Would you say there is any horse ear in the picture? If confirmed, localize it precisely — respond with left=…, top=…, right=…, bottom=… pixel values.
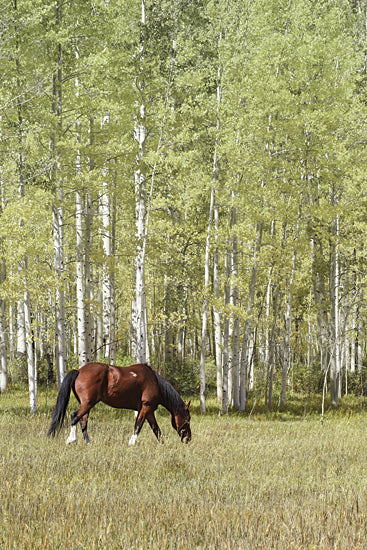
left=185, top=401, right=191, bottom=410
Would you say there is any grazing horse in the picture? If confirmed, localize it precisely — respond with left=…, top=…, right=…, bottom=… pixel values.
left=47, top=362, right=191, bottom=445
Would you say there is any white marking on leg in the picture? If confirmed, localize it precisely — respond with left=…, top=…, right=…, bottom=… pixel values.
left=66, top=425, right=77, bottom=444
left=129, top=371, right=137, bottom=377
left=134, top=410, right=138, bottom=418
left=129, top=433, right=138, bottom=446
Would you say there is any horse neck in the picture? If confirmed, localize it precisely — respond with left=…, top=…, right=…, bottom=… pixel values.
left=156, top=374, right=184, bottom=417
left=160, top=390, right=178, bottom=416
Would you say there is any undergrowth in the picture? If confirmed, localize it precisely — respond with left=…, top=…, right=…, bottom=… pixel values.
left=1, top=389, right=367, bottom=549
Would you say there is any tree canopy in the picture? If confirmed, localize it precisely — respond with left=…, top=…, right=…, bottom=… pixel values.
left=1, top=0, right=367, bottom=411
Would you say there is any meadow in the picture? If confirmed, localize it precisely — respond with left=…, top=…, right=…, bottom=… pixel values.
left=1, top=389, right=367, bottom=549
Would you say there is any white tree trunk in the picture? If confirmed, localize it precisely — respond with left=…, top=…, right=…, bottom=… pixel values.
left=101, top=178, right=112, bottom=361
left=329, top=215, right=340, bottom=405
left=213, top=204, right=222, bottom=403
left=213, top=30, right=223, bottom=405
left=280, top=219, right=300, bottom=409
left=0, top=262, right=7, bottom=392
left=200, top=187, right=215, bottom=413
left=232, top=205, right=240, bottom=409
left=222, top=236, right=232, bottom=412
left=134, top=177, right=148, bottom=364
left=24, top=290, right=36, bottom=412
left=133, top=0, right=149, bottom=364
left=84, top=190, right=94, bottom=362
left=96, top=276, right=104, bottom=360
left=0, top=128, right=7, bottom=391
left=76, top=189, right=87, bottom=367
left=17, top=300, right=26, bottom=357
left=53, top=200, right=66, bottom=383
left=52, top=6, right=66, bottom=384
left=264, top=221, right=275, bottom=366
left=357, top=283, right=363, bottom=373
left=239, top=221, right=263, bottom=411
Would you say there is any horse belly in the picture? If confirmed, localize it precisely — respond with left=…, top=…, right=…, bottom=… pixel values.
left=102, top=389, right=141, bottom=411
left=103, top=368, right=143, bottom=410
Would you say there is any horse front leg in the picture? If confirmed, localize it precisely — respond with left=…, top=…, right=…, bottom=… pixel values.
left=128, top=406, right=149, bottom=445
left=147, top=411, right=163, bottom=444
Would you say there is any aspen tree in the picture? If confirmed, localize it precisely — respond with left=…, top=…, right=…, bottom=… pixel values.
left=0, top=260, right=6, bottom=393
left=280, top=216, right=300, bottom=409
left=52, top=1, right=66, bottom=383
left=200, top=187, right=214, bottom=413
left=133, top=0, right=149, bottom=364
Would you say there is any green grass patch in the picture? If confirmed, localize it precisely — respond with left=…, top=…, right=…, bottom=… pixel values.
left=1, top=390, right=367, bottom=548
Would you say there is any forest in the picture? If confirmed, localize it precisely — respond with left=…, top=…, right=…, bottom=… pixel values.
left=1, top=0, right=367, bottom=414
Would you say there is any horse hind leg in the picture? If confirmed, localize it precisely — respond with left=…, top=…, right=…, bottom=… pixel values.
left=66, top=404, right=93, bottom=445
left=66, top=412, right=78, bottom=444
left=80, top=413, right=90, bottom=444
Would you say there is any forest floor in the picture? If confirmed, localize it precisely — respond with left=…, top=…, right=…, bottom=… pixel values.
left=1, top=389, right=367, bottom=549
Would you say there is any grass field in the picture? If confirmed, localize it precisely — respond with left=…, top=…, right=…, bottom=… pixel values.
left=1, top=390, right=367, bottom=549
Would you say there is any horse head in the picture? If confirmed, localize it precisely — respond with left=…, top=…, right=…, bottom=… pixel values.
left=172, top=401, right=191, bottom=443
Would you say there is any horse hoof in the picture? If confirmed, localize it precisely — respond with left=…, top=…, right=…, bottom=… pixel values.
left=128, top=434, right=138, bottom=446
left=66, top=438, right=77, bottom=445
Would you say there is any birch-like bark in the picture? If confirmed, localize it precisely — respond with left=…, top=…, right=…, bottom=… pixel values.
left=350, top=254, right=357, bottom=373
left=76, top=188, right=87, bottom=367
left=231, top=204, right=240, bottom=409
left=280, top=218, right=300, bottom=409
left=311, top=234, right=330, bottom=378
left=133, top=0, right=173, bottom=364
left=267, top=283, right=279, bottom=411
left=96, top=277, right=103, bottom=360
left=213, top=30, right=222, bottom=405
left=53, top=196, right=66, bottom=383
left=357, top=283, right=364, bottom=373
left=239, top=221, right=263, bottom=411
left=16, top=301, right=26, bottom=358
left=52, top=2, right=66, bottom=383
left=213, top=204, right=222, bottom=403
left=264, top=221, right=275, bottom=370
left=0, top=260, right=7, bottom=393
left=222, top=237, right=231, bottom=412
left=200, top=187, right=215, bottom=413
left=75, top=49, right=86, bottom=367
left=101, top=178, right=112, bottom=360
left=75, top=44, right=89, bottom=368
left=14, top=6, right=29, bottom=380
left=24, top=288, right=36, bottom=412
left=133, top=0, right=148, bottom=364
left=329, top=214, right=340, bottom=405
left=0, top=130, right=7, bottom=391
left=84, top=190, right=94, bottom=362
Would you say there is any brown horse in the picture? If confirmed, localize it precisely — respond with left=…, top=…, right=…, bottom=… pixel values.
left=47, top=362, right=191, bottom=445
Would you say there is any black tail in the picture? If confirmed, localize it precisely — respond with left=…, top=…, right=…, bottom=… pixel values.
left=47, top=370, right=79, bottom=437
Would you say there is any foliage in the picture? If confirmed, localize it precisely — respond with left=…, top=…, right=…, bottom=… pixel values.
left=0, top=0, right=367, bottom=406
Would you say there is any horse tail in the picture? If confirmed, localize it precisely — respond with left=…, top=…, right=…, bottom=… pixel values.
left=47, top=370, right=80, bottom=437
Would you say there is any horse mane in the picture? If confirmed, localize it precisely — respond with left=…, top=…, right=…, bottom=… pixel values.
left=152, top=369, right=186, bottom=415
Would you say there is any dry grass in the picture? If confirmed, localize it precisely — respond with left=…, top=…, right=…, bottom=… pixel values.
left=1, top=390, right=367, bottom=549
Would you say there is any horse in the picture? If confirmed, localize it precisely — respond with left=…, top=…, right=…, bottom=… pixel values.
left=47, top=362, right=191, bottom=445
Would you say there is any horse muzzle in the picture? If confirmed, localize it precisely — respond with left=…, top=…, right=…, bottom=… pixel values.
left=180, top=431, right=191, bottom=444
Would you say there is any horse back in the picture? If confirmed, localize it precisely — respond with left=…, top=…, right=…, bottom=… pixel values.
left=106, top=363, right=160, bottom=409
left=75, top=362, right=160, bottom=411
